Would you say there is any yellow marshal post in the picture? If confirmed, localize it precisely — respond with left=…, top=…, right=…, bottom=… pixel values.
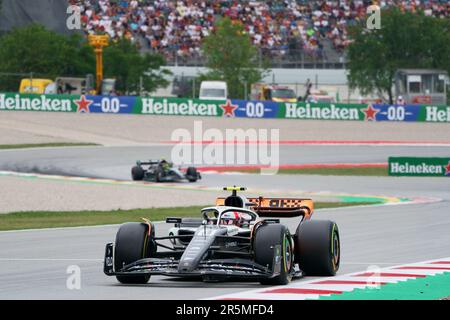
left=88, top=34, right=109, bottom=94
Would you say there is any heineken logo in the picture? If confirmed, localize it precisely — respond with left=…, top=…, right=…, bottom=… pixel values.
left=0, top=94, right=73, bottom=112
left=390, top=162, right=443, bottom=174
left=389, top=157, right=450, bottom=177
left=362, top=104, right=379, bottom=121
left=74, top=95, right=93, bottom=113
left=425, top=106, right=450, bottom=122
left=285, top=103, right=359, bottom=120
left=219, top=100, right=238, bottom=117
left=141, top=98, right=218, bottom=116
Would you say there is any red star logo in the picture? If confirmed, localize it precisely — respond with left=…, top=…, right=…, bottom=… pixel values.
left=219, top=100, right=238, bottom=117
left=445, top=161, right=450, bottom=176
left=362, top=104, right=379, bottom=121
left=75, top=95, right=93, bottom=113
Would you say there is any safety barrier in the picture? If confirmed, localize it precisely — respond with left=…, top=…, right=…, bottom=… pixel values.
left=0, top=93, right=449, bottom=123
left=389, top=157, right=450, bottom=177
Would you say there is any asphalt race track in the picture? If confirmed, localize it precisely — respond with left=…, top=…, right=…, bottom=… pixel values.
left=1, top=188, right=449, bottom=299
left=0, top=144, right=449, bottom=299
left=1, top=144, right=450, bottom=180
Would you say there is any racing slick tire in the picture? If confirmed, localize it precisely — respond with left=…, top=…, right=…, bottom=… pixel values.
left=131, top=166, right=144, bottom=181
left=295, top=220, right=340, bottom=276
left=254, top=224, right=293, bottom=285
left=186, top=167, right=199, bottom=182
left=114, top=222, right=156, bottom=284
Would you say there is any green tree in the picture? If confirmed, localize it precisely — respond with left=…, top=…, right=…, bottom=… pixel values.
left=0, top=24, right=93, bottom=91
left=103, top=39, right=171, bottom=94
left=0, top=24, right=171, bottom=94
left=347, top=8, right=450, bottom=103
left=202, top=17, right=269, bottom=99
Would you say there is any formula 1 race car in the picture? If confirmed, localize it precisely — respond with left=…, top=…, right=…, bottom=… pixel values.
left=131, top=159, right=201, bottom=183
left=104, top=187, right=340, bottom=285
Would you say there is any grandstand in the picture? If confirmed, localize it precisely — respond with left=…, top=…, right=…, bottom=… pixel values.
left=0, top=0, right=448, bottom=68
left=75, top=0, right=449, bottom=69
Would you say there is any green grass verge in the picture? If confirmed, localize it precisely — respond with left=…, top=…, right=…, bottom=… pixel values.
left=238, top=167, right=388, bottom=176
left=0, top=142, right=99, bottom=150
left=0, top=202, right=377, bottom=231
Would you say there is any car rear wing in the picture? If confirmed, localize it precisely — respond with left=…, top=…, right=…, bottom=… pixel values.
left=215, top=197, right=314, bottom=220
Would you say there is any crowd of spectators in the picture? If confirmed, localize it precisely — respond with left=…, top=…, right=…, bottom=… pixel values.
left=73, top=0, right=450, bottom=64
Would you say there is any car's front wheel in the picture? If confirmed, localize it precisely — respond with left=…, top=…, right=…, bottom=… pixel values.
left=114, top=222, right=156, bottom=284
left=254, top=224, right=293, bottom=285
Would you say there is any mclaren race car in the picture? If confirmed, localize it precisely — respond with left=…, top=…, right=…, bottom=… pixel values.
left=104, top=187, right=340, bottom=285
left=131, top=159, right=201, bottom=182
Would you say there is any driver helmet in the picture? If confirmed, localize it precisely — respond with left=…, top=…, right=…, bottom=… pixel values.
left=220, top=211, right=251, bottom=227
left=160, top=159, right=171, bottom=169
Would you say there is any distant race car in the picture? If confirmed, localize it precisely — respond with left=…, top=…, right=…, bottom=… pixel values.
left=104, top=187, right=340, bottom=285
left=131, top=159, right=201, bottom=183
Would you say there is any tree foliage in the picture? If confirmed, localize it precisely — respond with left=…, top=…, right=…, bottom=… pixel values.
left=0, top=24, right=93, bottom=91
left=201, top=17, right=269, bottom=99
left=103, top=39, right=170, bottom=94
left=347, top=8, right=450, bottom=103
left=0, top=24, right=170, bottom=94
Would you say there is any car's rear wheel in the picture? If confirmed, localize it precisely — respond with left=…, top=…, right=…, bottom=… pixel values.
left=254, top=224, right=293, bottom=285
left=295, top=220, right=340, bottom=276
left=131, top=166, right=144, bottom=181
left=186, top=167, right=198, bottom=182
left=114, top=222, right=156, bottom=284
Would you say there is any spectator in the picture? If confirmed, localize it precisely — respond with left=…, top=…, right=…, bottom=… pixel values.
left=396, top=95, right=406, bottom=105
left=73, top=0, right=449, bottom=64
left=304, top=78, right=312, bottom=101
